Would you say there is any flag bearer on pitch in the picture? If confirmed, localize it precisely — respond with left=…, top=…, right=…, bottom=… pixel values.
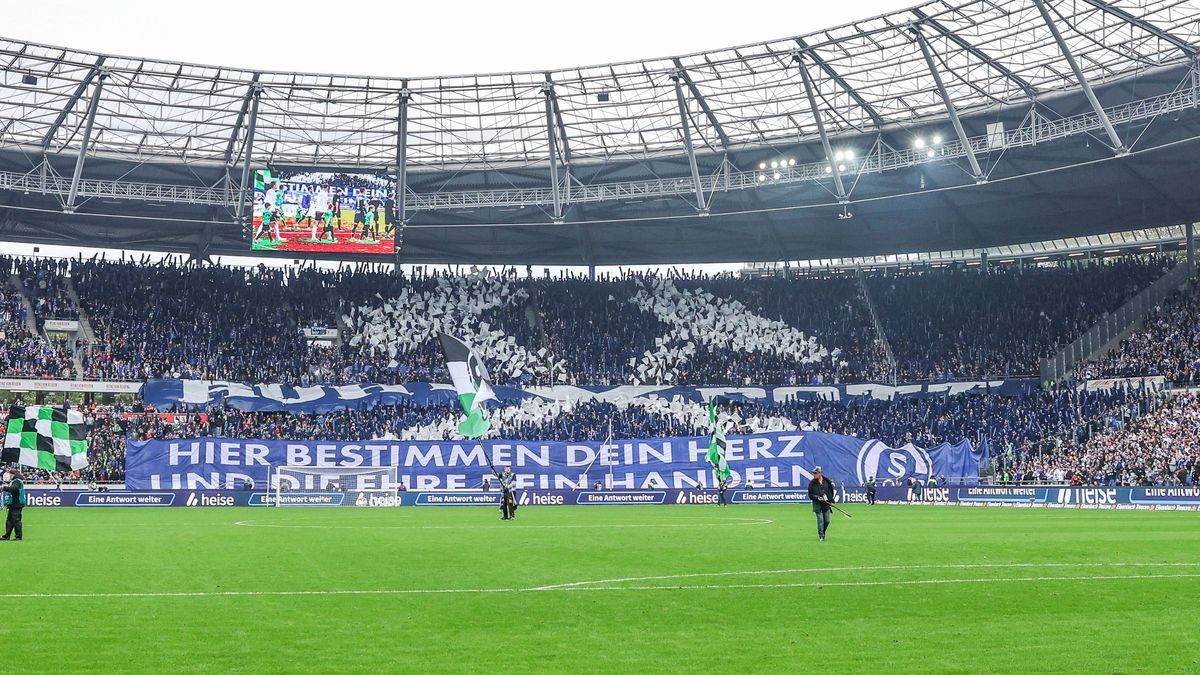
left=807, top=466, right=836, bottom=541
left=1, top=470, right=25, bottom=541
left=498, top=465, right=518, bottom=521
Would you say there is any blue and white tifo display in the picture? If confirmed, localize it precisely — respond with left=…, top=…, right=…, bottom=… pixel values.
left=124, top=432, right=987, bottom=491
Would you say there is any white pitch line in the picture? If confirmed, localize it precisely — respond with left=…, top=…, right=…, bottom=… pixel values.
left=527, top=561, right=1200, bottom=591
left=6, top=564, right=1199, bottom=600
left=554, top=573, right=1200, bottom=592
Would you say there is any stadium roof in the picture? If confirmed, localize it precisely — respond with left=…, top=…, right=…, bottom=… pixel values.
left=1, top=0, right=1199, bottom=264
left=1, top=0, right=1197, bottom=167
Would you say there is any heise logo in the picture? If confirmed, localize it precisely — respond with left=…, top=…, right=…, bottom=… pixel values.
left=675, top=490, right=720, bottom=505
left=360, top=494, right=404, bottom=507
left=910, top=487, right=950, bottom=503
left=25, top=493, right=62, bottom=507
left=1056, top=488, right=1119, bottom=505
left=519, top=491, right=564, bottom=506
left=185, top=492, right=235, bottom=507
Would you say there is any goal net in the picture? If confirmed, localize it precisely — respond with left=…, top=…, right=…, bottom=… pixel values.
left=269, top=466, right=399, bottom=506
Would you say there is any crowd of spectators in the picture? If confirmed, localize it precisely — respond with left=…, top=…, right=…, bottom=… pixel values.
left=0, top=259, right=75, bottom=379
left=63, top=256, right=1175, bottom=386
left=1077, top=282, right=1200, bottom=385
left=0, top=253, right=1190, bottom=488
left=0, top=254, right=1179, bottom=389
left=532, top=272, right=892, bottom=385
left=17, top=383, right=1162, bottom=484
left=866, top=258, right=1170, bottom=381
left=997, top=391, right=1200, bottom=486
left=17, top=257, right=78, bottom=322
left=74, top=261, right=339, bottom=382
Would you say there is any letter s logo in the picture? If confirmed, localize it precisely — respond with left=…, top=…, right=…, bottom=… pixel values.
left=857, top=440, right=933, bottom=485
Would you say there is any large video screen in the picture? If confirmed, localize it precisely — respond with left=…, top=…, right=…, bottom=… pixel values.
left=251, top=169, right=396, bottom=255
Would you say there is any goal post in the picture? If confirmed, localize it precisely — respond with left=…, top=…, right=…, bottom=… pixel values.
left=269, top=465, right=399, bottom=506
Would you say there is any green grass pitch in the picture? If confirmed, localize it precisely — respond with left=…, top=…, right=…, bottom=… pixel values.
left=5, top=504, right=1200, bottom=673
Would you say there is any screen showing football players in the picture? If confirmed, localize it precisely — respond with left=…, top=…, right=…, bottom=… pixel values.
left=251, top=169, right=396, bottom=255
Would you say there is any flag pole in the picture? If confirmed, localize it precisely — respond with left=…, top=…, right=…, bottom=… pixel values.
left=581, top=417, right=611, bottom=487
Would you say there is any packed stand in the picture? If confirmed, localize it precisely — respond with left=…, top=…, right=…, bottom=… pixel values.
left=17, top=384, right=1163, bottom=484
left=71, top=259, right=890, bottom=386
left=532, top=272, right=891, bottom=385
left=17, top=257, right=79, bottom=322
left=996, top=391, right=1200, bottom=486
left=1077, top=281, right=1200, bottom=385
left=866, top=258, right=1170, bottom=381
left=74, top=261, right=340, bottom=382
left=3, top=253, right=1166, bottom=388
left=0, top=261, right=75, bottom=379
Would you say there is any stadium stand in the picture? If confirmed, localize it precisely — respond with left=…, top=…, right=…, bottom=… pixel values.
left=17, top=384, right=1159, bottom=485
left=996, top=392, right=1200, bottom=486
left=0, top=258, right=76, bottom=379
left=1077, top=281, right=1200, bottom=385
left=52, top=255, right=1178, bottom=386
left=865, top=258, right=1172, bottom=381
left=0, top=252, right=1193, bottom=488
left=17, top=257, right=79, bottom=322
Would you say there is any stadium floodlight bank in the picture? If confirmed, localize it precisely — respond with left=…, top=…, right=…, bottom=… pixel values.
left=269, top=465, right=399, bottom=506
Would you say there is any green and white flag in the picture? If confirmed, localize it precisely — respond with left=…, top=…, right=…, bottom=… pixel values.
left=438, top=333, right=497, bottom=439
left=253, top=168, right=274, bottom=192
left=3, top=406, right=89, bottom=472
left=705, top=398, right=730, bottom=479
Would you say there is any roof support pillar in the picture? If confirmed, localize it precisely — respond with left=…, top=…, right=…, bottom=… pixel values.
left=670, top=59, right=730, bottom=151
left=793, top=51, right=847, bottom=203
left=65, top=68, right=108, bottom=213
left=911, top=9, right=1037, bottom=99
left=671, top=70, right=708, bottom=214
left=911, top=26, right=985, bottom=183
left=795, top=38, right=884, bottom=129
left=541, top=82, right=564, bottom=223
left=1032, top=0, right=1126, bottom=154
left=396, top=87, right=410, bottom=226
left=1191, top=55, right=1198, bottom=106
left=41, top=56, right=106, bottom=153
left=224, top=74, right=262, bottom=166
left=1188, top=221, right=1195, bottom=271
left=394, top=86, right=411, bottom=262
left=235, top=82, right=263, bottom=226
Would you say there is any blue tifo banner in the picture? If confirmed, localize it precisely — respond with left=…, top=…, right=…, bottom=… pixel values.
left=141, top=378, right=1038, bottom=413
left=124, top=431, right=986, bottom=491
left=19, top=486, right=1200, bottom=509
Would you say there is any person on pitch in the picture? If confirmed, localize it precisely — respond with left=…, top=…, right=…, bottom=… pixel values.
left=497, top=465, right=517, bottom=521
left=866, top=475, right=877, bottom=506
left=718, top=475, right=729, bottom=506
left=807, top=466, right=836, bottom=542
left=1, top=469, right=26, bottom=541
